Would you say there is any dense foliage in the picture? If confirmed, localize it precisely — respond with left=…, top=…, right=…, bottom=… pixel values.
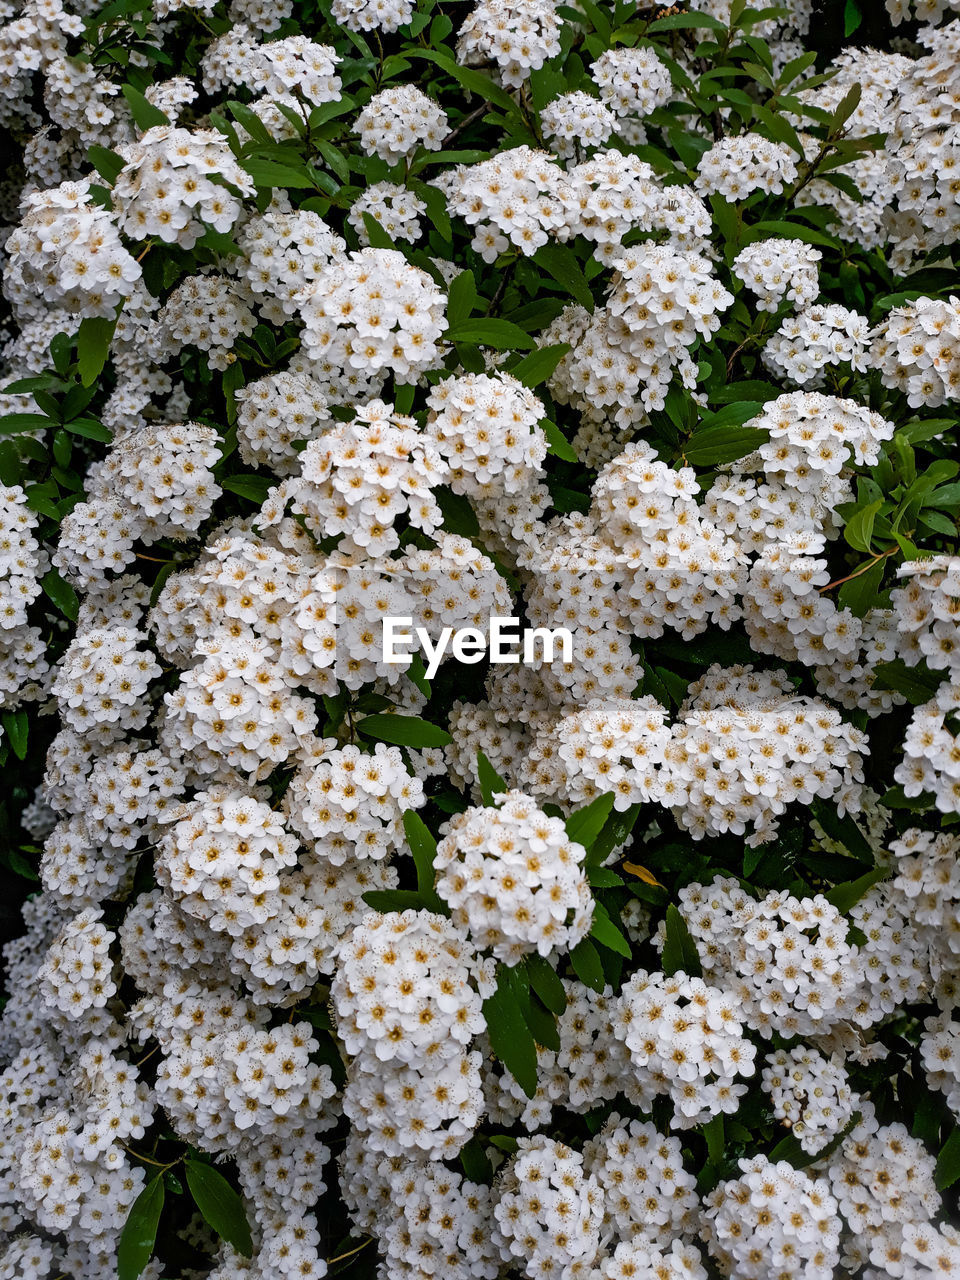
left=2, top=0, right=960, bottom=1277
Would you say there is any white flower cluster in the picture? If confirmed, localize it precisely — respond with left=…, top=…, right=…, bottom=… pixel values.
left=435, top=790, right=592, bottom=961
left=254, top=35, right=341, bottom=106
left=237, top=205, right=346, bottom=322
left=445, top=146, right=570, bottom=259
left=295, top=247, right=448, bottom=385
left=872, top=296, right=960, bottom=407
left=425, top=371, right=547, bottom=496
left=348, top=182, right=426, bottom=245
left=613, top=968, right=757, bottom=1128
left=763, top=302, right=871, bottom=387
left=761, top=1046, right=856, bottom=1155
left=234, top=370, right=332, bottom=474
left=147, top=273, right=257, bottom=372
left=266, top=399, right=448, bottom=555
left=590, top=47, right=673, bottom=120
left=331, top=0, right=413, bottom=31
left=111, top=126, right=255, bottom=248
left=704, top=1155, right=841, bottom=1280
left=332, top=910, right=494, bottom=1159
left=0, top=486, right=48, bottom=715
left=457, top=0, right=563, bottom=88
left=355, top=85, right=447, bottom=164
left=733, top=237, right=821, bottom=313
left=695, top=133, right=800, bottom=200
left=893, top=559, right=960, bottom=812
left=4, top=181, right=140, bottom=319
left=541, top=91, right=617, bottom=161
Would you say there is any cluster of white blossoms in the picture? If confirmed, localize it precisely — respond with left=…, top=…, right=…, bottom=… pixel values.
left=613, top=969, right=757, bottom=1129
left=761, top=1045, right=856, bottom=1155
left=295, top=247, right=448, bottom=384
left=763, top=302, right=871, bottom=387
left=355, top=85, right=447, bottom=164
left=871, top=296, right=960, bottom=407
left=695, top=133, right=800, bottom=200
left=893, top=560, right=960, bottom=812
left=704, top=1155, right=842, bottom=1280
left=3, top=181, right=141, bottom=318
left=541, top=90, right=618, bottom=161
left=456, top=0, right=563, bottom=88
left=443, top=146, right=570, bottom=260
left=111, top=126, right=256, bottom=248
left=425, top=371, right=547, bottom=496
left=348, top=182, right=427, bottom=246
left=435, top=791, right=592, bottom=962
left=590, top=46, right=673, bottom=120
left=733, top=237, right=821, bottom=313
left=5, top=1, right=960, bottom=1277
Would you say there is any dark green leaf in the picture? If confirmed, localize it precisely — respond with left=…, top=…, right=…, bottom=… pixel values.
left=569, top=937, right=605, bottom=992
left=241, top=159, right=317, bottom=190
left=0, top=414, right=54, bottom=435
left=483, top=969, right=539, bottom=1097
left=510, top=344, right=570, bottom=390
left=937, top=1128, right=960, bottom=1190
left=540, top=417, right=577, bottom=463
left=356, top=714, right=452, bottom=748
left=185, top=1161, right=252, bottom=1257
left=824, top=866, right=887, bottom=913
left=525, top=954, right=567, bottom=1015
left=448, top=270, right=478, bottom=327
left=682, top=426, right=767, bottom=467
left=41, top=569, right=79, bottom=621
left=221, top=474, right=273, bottom=504
left=447, top=319, right=536, bottom=350
left=843, top=499, right=883, bottom=554
left=121, top=83, right=169, bottom=129
left=2, top=710, right=28, bottom=760
left=476, top=748, right=506, bottom=806
left=117, top=1176, right=165, bottom=1280
left=565, top=792, right=615, bottom=850
left=77, top=313, right=119, bottom=387
left=402, top=810, right=444, bottom=910
left=873, top=660, right=942, bottom=706
left=661, top=904, right=702, bottom=977
left=533, top=243, right=594, bottom=311
left=590, top=902, right=631, bottom=958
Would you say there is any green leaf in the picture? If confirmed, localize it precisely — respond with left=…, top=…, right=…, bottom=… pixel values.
left=936, top=1128, right=960, bottom=1191
left=708, top=379, right=781, bottom=405
left=510, top=344, right=571, bottom=390
left=825, top=866, right=887, bottom=913
left=121, top=83, right=169, bottom=130
left=241, top=159, right=317, bottom=190
left=221, top=474, right=273, bottom=504
left=407, top=50, right=522, bottom=118
left=589, top=803, right=643, bottom=867
left=810, top=798, right=873, bottom=862
left=565, top=792, right=615, bottom=851
left=448, top=270, right=478, bottom=327
left=540, top=417, right=577, bottom=463
left=830, top=82, right=862, bottom=133
left=363, top=888, right=436, bottom=912
left=446, top=319, right=536, bottom=350
left=661, top=904, right=702, bottom=977
left=66, top=418, right=112, bottom=443
left=590, top=902, right=631, bottom=958
left=184, top=1161, right=252, bottom=1257
left=117, top=1176, right=165, bottom=1280
left=0, top=414, right=54, bottom=435
left=357, top=714, right=452, bottom=749
left=483, top=968, right=539, bottom=1097
left=77, top=313, right=119, bottom=387
left=88, top=144, right=125, bottom=184
left=837, top=558, right=885, bottom=618
left=532, top=243, right=594, bottom=311
left=873, top=660, right=942, bottom=706
left=361, top=210, right=396, bottom=250
left=525, top=954, right=567, bottom=1015
left=743, top=220, right=842, bottom=249
left=843, top=0, right=862, bottom=35
left=402, top=810, right=444, bottom=910
left=648, top=10, right=725, bottom=31
left=2, top=710, right=28, bottom=760
left=435, top=487, right=480, bottom=536
left=409, top=178, right=451, bottom=242
left=41, top=569, right=79, bottom=622
left=476, top=748, right=507, bottom=806
left=843, top=499, right=883, bottom=554
left=569, top=937, right=605, bottom=992
left=682, top=426, right=767, bottom=467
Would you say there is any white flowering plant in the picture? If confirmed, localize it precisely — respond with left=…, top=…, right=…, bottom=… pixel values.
left=3, top=0, right=960, bottom=1277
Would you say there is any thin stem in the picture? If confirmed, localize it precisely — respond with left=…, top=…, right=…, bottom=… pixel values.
left=441, top=100, right=490, bottom=148
left=819, top=545, right=897, bottom=593
left=326, top=1239, right=373, bottom=1267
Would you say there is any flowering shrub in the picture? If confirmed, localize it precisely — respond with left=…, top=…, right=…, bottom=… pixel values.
left=3, top=0, right=960, bottom=1277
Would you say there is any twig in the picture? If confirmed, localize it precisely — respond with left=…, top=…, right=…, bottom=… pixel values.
left=441, top=100, right=490, bottom=148
left=819, top=545, right=898, bottom=593
left=327, top=1239, right=373, bottom=1267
